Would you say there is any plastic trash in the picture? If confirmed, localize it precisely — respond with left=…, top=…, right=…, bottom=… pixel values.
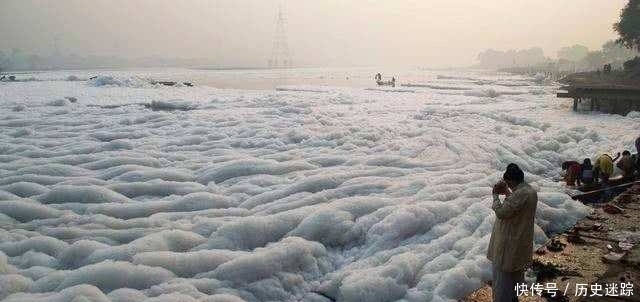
left=619, top=242, right=633, bottom=251
left=525, top=268, right=537, bottom=284
left=602, top=252, right=625, bottom=262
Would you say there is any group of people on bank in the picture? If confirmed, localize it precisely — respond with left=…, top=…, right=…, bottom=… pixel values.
left=561, top=136, right=640, bottom=187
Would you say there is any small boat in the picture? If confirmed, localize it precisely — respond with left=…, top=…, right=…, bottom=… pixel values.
left=376, top=80, right=395, bottom=87
left=151, top=81, right=194, bottom=87
left=571, top=177, right=637, bottom=203
left=576, top=176, right=626, bottom=192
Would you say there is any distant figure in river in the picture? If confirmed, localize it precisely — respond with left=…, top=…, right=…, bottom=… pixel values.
left=391, top=77, right=396, bottom=87
left=561, top=161, right=581, bottom=186
left=488, top=163, right=538, bottom=302
left=617, top=150, right=635, bottom=181
left=374, top=73, right=382, bottom=81
left=593, top=152, right=620, bottom=183
left=580, top=158, right=594, bottom=185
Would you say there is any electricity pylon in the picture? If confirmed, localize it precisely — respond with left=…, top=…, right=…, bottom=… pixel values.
left=268, top=5, right=292, bottom=69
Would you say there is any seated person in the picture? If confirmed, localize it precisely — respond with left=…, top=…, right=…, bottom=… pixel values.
left=633, top=137, right=640, bottom=177
left=580, top=158, right=594, bottom=185
left=617, top=150, right=635, bottom=181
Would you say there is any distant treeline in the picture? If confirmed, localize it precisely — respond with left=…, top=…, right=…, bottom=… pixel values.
left=0, top=49, right=217, bottom=72
left=476, top=40, right=640, bottom=72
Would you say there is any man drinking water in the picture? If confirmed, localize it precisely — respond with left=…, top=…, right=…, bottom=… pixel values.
left=488, top=163, right=538, bottom=302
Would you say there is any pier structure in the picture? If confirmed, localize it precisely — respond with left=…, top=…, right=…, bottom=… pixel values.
left=557, top=72, right=640, bottom=115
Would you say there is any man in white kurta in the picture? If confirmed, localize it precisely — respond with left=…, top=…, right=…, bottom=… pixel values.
left=487, top=163, right=538, bottom=302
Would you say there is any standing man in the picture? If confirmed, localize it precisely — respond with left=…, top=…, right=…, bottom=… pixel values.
left=488, top=163, right=538, bottom=302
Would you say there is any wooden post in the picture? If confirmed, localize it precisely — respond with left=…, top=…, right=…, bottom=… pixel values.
left=573, top=98, right=578, bottom=112
left=624, top=99, right=629, bottom=115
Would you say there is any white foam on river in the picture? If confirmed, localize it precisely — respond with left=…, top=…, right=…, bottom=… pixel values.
left=0, top=68, right=639, bottom=302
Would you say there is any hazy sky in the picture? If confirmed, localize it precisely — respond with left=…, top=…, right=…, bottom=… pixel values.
left=0, top=0, right=628, bottom=68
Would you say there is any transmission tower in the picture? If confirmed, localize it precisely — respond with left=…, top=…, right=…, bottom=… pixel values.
left=268, top=5, right=292, bottom=68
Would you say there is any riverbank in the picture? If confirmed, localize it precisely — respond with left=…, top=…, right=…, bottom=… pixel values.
left=462, top=183, right=640, bottom=302
left=500, top=67, right=572, bottom=82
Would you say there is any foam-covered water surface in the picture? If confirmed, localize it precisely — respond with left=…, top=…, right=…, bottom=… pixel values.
left=1, top=68, right=638, bottom=302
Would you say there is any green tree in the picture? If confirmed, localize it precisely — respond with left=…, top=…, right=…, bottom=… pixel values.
left=602, top=40, right=638, bottom=61
left=614, top=0, right=640, bottom=51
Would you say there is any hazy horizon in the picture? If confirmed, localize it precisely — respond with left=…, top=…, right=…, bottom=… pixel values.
left=0, top=0, right=628, bottom=68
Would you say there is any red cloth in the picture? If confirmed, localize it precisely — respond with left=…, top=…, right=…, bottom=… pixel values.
left=564, top=161, right=581, bottom=186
